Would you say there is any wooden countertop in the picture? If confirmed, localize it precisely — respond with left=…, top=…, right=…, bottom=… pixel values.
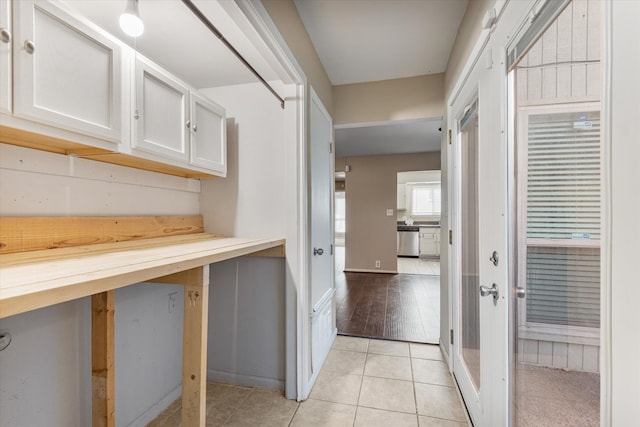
left=0, top=233, right=285, bottom=319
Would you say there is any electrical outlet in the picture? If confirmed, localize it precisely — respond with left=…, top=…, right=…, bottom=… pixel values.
left=386, top=209, right=394, bottom=216
left=168, top=292, right=177, bottom=313
left=375, top=260, right=381, bottom=268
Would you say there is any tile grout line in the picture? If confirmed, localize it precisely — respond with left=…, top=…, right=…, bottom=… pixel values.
left=409, top=341, right=421, bottom=425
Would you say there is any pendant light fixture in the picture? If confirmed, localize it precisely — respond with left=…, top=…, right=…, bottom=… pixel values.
left=119, top=0, right=144, bottom=37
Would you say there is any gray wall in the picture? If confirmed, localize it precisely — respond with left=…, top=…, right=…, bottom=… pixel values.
left=0, top=144, right=200, bottom=427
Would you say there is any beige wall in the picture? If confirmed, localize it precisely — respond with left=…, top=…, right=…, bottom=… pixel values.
left=444, top=0, right=495, bottom=99
left=261, top=0, right=333, bottom=114
left=341, top=152, right=440, bottom=272
left=333, top=74, right=444, bottom=125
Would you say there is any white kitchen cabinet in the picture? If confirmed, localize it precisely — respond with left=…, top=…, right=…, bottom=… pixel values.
left=12, top=0, right=123, bottom=144
left=397, top=183, right=406, bottom=210
left=190, top=91, right=226, bottom=176
left=0, top=0, right=11, bottom=114
left=419, top=227, right=441, bottom=257
left=133, top=57, right=190, bottom=162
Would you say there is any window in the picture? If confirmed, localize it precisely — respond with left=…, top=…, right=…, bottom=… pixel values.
left=518, top=107, right=601, bottom=330
left=411, top=183, right=441, bottom=216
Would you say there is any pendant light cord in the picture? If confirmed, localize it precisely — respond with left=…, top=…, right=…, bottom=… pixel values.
left=181, top=0, right=286, bottom=109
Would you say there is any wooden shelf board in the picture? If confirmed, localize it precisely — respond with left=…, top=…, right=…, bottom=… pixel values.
left=0, top=234, right=285, bottom=319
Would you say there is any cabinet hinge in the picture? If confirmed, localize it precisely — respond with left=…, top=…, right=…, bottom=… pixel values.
left=450, top=329, right=454, bottom=345
left=448, top=129, right=452, bottom=145
left=449, top=230, right=453, bottom=245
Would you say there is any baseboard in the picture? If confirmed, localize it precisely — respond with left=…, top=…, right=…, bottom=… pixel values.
left=343, top=268, right=397, bottom=274
left=207, top=369, right=285, bottom=391
left=127, top=385, right=182, bottom=427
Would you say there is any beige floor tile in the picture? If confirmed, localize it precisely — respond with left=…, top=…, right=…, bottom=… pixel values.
left=205, top=383, right=252, bottom=426
left=358, top=376, right=416, bottom=414
left=364, top=353, right=413, bottom=381
left=410, top=343, right=444, bottom=361
left=368, top=339, right=411, bottom=357
left=412, top=359, right=454, bottom=387
left=333, top=335, right=369, bottom=353
left=354, top=407, right=419, bottom=427
left=414, top=383, right=467, bottom=422
left=418, top=415, right=469, bottom=426
left=289, top=399, right=356, bottom=427
left=309, top=370, right=363, bottom=405
left=223, top=389, right=298, bottom=427
left=322, top=349, right=367, bottom=375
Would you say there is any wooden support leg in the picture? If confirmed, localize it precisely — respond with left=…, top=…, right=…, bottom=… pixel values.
left=156, top=266, right=210, bottom=426
left=181, top=266, right=209, bottom=427
left=92, top=290, right=115, bottom=427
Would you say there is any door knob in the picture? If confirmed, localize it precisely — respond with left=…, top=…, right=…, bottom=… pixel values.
left=479, top=283, right=499, bottom=304
left=516, top=287, right=526, bottom=298
left=0, top=28, right=11, bottom=44
left=313, top=247, right=324, bottom=256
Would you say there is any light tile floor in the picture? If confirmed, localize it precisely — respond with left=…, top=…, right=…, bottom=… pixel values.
left=397, top=257, right=440, bottom=275
left=148, top=336, right=471, bottom=427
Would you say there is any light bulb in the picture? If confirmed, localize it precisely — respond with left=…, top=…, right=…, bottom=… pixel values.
left=119, top=0, right=144, bottom=37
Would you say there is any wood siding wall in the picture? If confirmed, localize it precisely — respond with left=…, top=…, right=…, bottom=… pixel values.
left=517, top=0, right=601, bottom=106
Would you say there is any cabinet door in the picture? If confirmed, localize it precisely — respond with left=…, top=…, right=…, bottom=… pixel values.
left=12, top=0, right=122, bottom=143
left=133, top=57, right=189, bottom=161
left=0, top=0, right=11, bottom=114
left=190, top=91, right=226, bottom=176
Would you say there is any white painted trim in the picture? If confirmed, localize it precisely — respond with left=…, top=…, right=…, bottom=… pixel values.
left=334, top=116, right=443, bottom=130
left=206, top=370, right=285, bottom=391
left=600, top=0, right=613, bottom=424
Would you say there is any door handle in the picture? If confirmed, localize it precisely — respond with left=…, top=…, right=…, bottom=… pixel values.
left=479, top=283, right=499, bottom=304
left=516, top=287, right=526, bottom=298
left=313, top=247, right=324, bottom=256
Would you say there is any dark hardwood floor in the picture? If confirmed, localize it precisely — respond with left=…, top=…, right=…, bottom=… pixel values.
left=335, top=267, right=440, bottom=344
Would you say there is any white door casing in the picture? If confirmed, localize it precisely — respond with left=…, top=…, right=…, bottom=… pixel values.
left=309, top=87, right=336, bottom=380
left=448, top=1, right=537, bottom=425
left=0, top=0, right=11, bottom=115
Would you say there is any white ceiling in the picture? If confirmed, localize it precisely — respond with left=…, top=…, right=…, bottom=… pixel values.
left=294, top=0, right=468, bottom=86
left=63, top=0, right=465, bottom=158
left=62, top=0, right=280, bottom=89
left=295, top=0, right=467, bottom=157
left=335, top=118, right=443, bottom=158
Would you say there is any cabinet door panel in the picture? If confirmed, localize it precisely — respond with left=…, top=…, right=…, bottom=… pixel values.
left=13, top=0, right=122, bottom=143
left=0, top=0, right=11, bottom=114
left=190, top=92, right=226, bottom=176
left=134, top=58, right=189, bottom=161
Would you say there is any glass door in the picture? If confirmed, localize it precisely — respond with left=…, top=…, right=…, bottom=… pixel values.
left=508, top=1, right=602, bottom=425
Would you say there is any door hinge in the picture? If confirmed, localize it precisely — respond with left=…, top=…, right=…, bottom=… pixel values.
left=329, top=142, right=333, bottom=153
left=448, top=129, right=452, bottom=145
left=450, top=329, right=454, bottom=345
left=449, top=230, right=453, bottom=245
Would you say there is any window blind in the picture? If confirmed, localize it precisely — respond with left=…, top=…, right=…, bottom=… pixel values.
left=527, top=112, right=601, bottom=240
left=526, top=246, right=600, bottom=327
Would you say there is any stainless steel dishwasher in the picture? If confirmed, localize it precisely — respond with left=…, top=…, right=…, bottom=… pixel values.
left=397, top=225, right=420, bottom=257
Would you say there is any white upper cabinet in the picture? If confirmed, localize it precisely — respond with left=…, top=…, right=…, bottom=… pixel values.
left=397, top=183, right=406, bottom=210
left=0, top=0, right=11, bottom=114
left=190, top=92, right=226, bottom=176
left=12, top=0, right=123, bottom=144
left=133, top=57, right=189, bottom=162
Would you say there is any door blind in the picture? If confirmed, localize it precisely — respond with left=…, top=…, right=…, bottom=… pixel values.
left=526, top=246, right=600, bottom=327
left=527, top=111, right=601, bottom=240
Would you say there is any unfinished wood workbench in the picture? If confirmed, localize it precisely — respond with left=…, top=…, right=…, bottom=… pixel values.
left=0, top=216, right=285, bottom=427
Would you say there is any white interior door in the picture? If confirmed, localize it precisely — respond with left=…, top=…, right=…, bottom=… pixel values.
left=450, top=47, right=509, bottom=426
left=309, top=88, right=335, bottom=376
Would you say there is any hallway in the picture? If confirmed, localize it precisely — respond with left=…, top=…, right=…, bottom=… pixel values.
left=149, top=336, right=470, bottom=426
